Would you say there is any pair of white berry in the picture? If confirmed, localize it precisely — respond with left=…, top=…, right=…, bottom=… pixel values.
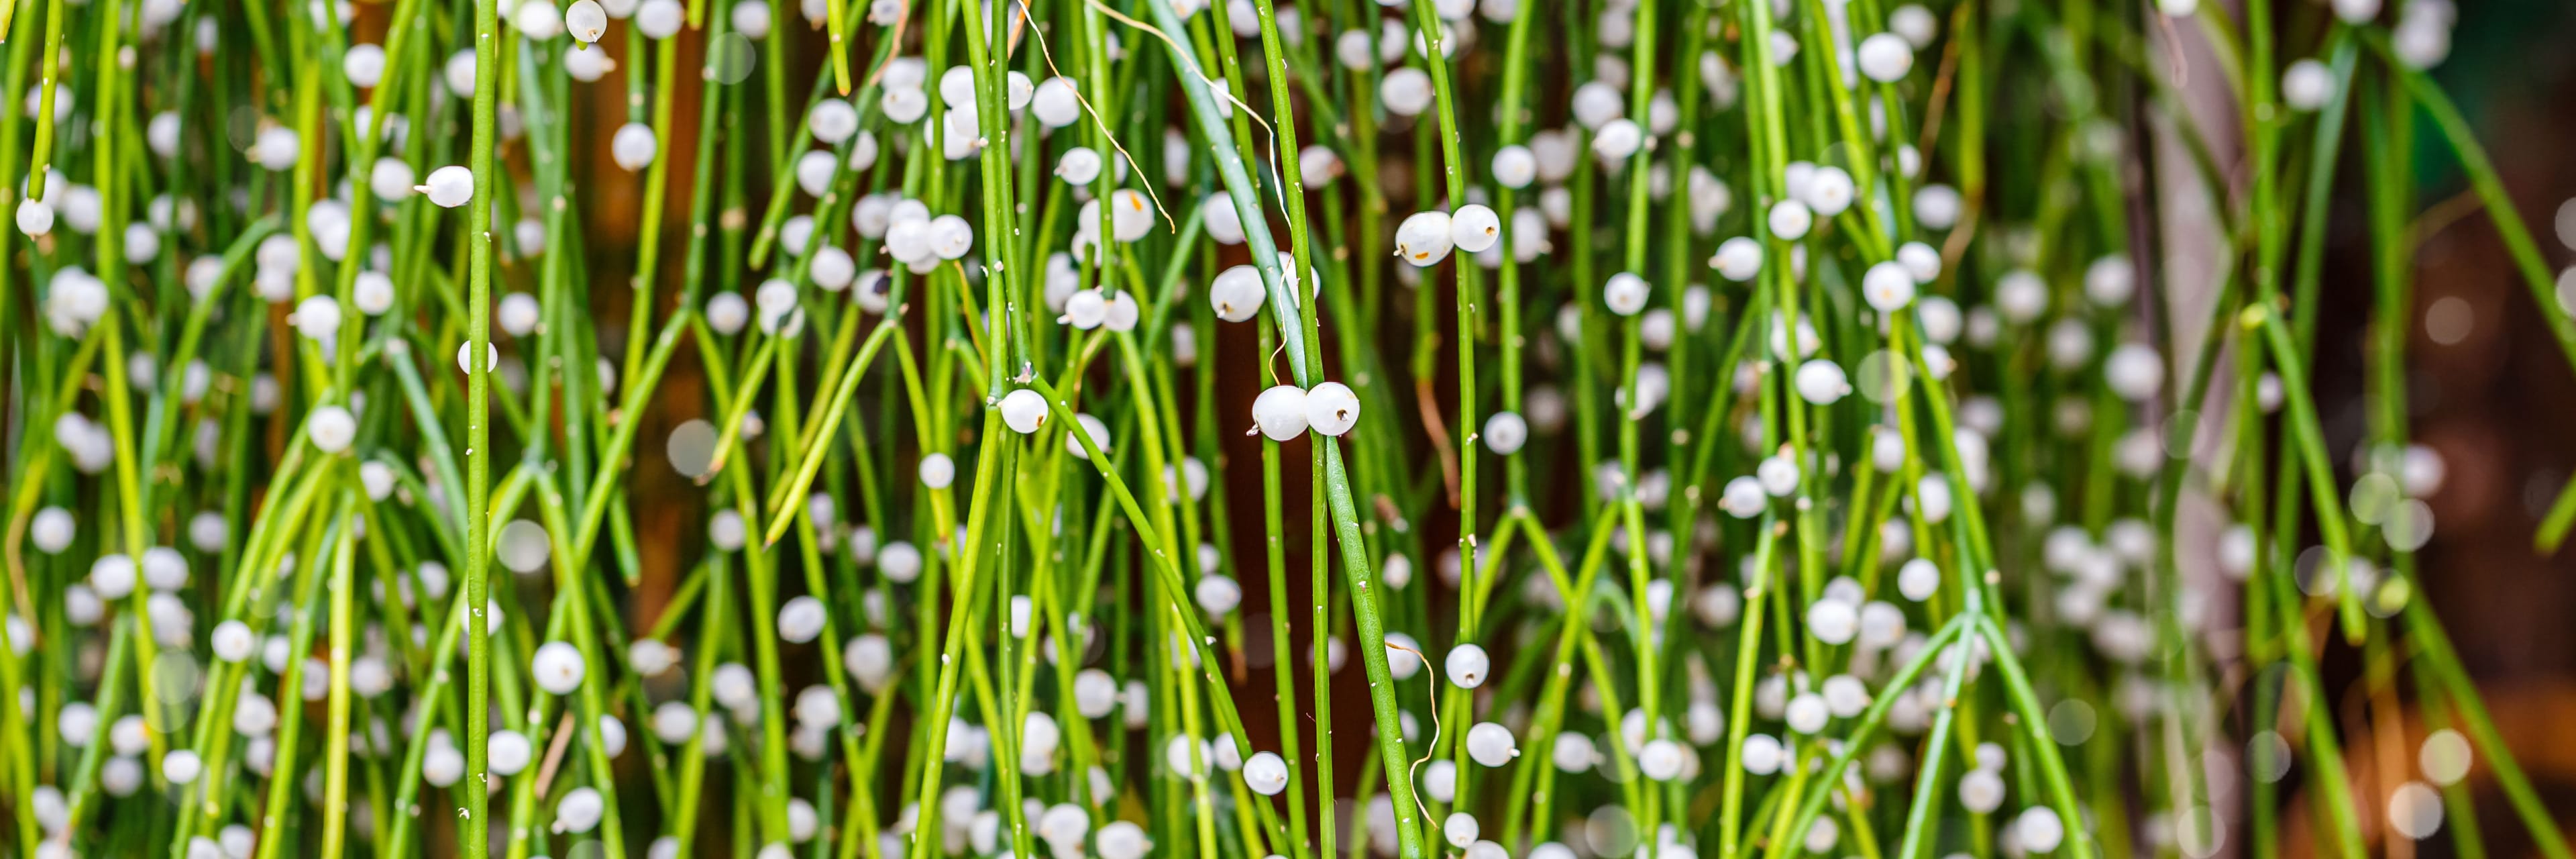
left=1248, top=382, right=1362, bottom=440
left=1393, top=205, right=1504, bottom=268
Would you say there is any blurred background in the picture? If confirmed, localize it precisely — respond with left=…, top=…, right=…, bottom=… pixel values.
left=2125, top=0, right=2576, bottom=851
left=2280, top=0, right=2576, bottom=851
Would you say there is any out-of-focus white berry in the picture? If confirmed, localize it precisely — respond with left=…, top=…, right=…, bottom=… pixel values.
left=1465, top=722, right=1517, bottom=766
left=531, top=641, right=587, bottom=695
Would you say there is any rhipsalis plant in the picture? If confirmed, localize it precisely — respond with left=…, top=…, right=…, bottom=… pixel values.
left=0, top=0, right=2570, bottom=856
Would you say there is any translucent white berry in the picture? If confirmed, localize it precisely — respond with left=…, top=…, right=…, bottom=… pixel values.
left=1863, top=261, right=1916, bottom=311
left=496, top=292, right=541, bottom=337
left=1209, top=265, right=1266, bottom=322
left=1994, top=270, right=2049, bottom=323
left=878, top=541, right=923, bottom=583
left=1803, top=166, right=1856, bottom=217
left=1443, top=811, right=1481, bottom=848
left=1959, top=768, right=2006, bottom=813
left=1304, top=382, right=1361, bottom=436
left=1890, top=4, right=1938, bottom=46
left=1898, top=558, right=1939, bottom=601
left=553, top=787, right=606, bottom=833
left=1444, top=644, right=1490, bottom=688
left=1032, top=77, right=1081, bottom=127
left=1915, top=184, right=1962, bottom=230
left=1055, top=148, right=1103, bottom=185
left=564, top=0, right=607, bottom=40
left=1591, top=119, right=1643, bottom=160
left=1713, top=236, right=1764, bottom=281
left=1742, top=734, right=1784, bottom=774
left=808, top=99, right=861, bottom=144
left=918, top=452, right=956, bottom=489
left=478, top=729, right=531, bottom=777
left=531, top=641, right=587, bottom=695
left=1097, top=821, right=1150, bottom=859
left=2280, top=59, right=2335, bottom=112
left=16, top=199, right=52, bottom=236
left=1464, top=722, right=1517, bottom=766
left=212, top=621, right=256, bottom=662
left=1073, top=670, right=1118, bottom=718
left=1603, top=272, right=1650, bottom=315
left=421, top=166, right=474, bottom=208
left=1242, top=751, right=1289, bottom=795
left=140, top=547, right=186, bottom=591
left=1450, top=203, right=1501, bottom=253
left=2084, top=254, right=2135, bottom=307
left=1768, top=199, right=1814, bottom=240
left=1821, top=674, right=1871, bottom=717
left=423, top=744, right=466, bottom=786
left=1571, top=81, right=1623, bottom=129
left=1106, top=189, right=1154, bottom=241
left=2105, top=344, right=2164, bottom=401
left=513, top=0, right=566, bottom=38
left=162, top=750, right=204, bottom=784
left=1193, top=575, right=1241, bottom=616
left=1040, top=413, right=1102, bottom=462
left=1891, top=243, right=1941, bottom=287
left=253, top=127, right=301, bottom=171
left=731, top=0, right=772, bottom=38
left=1491, top=146, right=1536, bottom=189
left=1165, top=734, right=1208, bottom=778
left=1786, top=692, right=1829, bottom=734
left=1807, top=599, right=1858, bottom=645
left=305, top=406, right=357, bottom=453
left=1395, top=210, right=1455, bottom=267
left=1379, top=68, right=1433, bottom=116
left=1638, top=739, right=1685, bottom=780
left=30, top=507, right=73, bottom=554
left=1252, top=386, right=1310, bottom=441
left=1721, top=476, right=1768, bottom=518
left=1858, top=33, right=1914, bottom=83
left=1482, top=411, right=1527, bottom=455
left=1202, top=193, right=1245, bottom=245
left=1000, top=389, right=1049, bottom=434
left=777, top=596, right=826, bottom=643
left=612, top=123, right=657, bottom=170
left=2016, top=807, right=2064, bottom=853
left=1796, top=360, right=1848, bottom=405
